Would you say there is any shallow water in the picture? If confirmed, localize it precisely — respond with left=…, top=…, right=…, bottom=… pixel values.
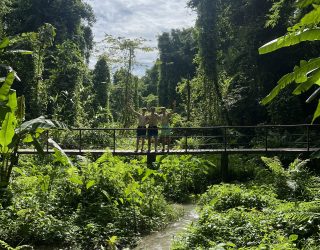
left=134, top=204, right=198, bottom=250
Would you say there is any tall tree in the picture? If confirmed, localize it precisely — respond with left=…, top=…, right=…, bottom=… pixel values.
left=3, top=0, right=95, bottom=122
left=48, top=40, right=88, bottom=126
left=157, top=28, right=197, bottom=108
left=5, top=0, right=95, bottom=56
left=93, top=54, right=111, bottom=108
left=188, top=0, right=229, bottom=125
left=102, top=35, right=152, bottom=126
left=93, top=54, right=113, bottom=123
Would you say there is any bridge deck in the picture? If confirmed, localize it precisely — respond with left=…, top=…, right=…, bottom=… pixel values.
left=18, top=148, right=320, bottom=156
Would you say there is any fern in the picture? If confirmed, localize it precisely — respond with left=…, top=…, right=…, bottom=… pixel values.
left=261, top=156, right=285, bottom=175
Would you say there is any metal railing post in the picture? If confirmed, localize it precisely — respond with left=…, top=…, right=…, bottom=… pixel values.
left=307, top=125, right=310, bottom=152
left=113, top=129, right=116, bottom=153
left=185, top=130, right=188, bottom=153
left=79, top=129, right=82, bottom=153
left=46, top=130, right=49, bottom=153
left=224, top=127, right=227, bottom=151
left=265, top=127, right=268, bottom=152
left=168, top=128, right=171, bottom=153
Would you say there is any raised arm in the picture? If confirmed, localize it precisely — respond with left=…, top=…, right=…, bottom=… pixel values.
left=130, top=107, right=141, bottom=116
left=168, top=101, right=176, bottom=117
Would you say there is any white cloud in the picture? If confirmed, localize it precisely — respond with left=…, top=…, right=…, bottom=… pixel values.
left=86, top=0, right=196, bottom=76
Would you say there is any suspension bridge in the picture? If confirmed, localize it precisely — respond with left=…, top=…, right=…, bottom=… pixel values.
left=18, top=124, right=320, bottom=180
left=18, top=124, right=320, bottom=155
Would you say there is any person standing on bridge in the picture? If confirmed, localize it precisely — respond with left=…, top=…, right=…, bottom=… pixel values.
left=147, top=107, right=160, bottom=152
left=159, top=105, right=175, bottom=152
left=131, top=107, right=148, bottom=152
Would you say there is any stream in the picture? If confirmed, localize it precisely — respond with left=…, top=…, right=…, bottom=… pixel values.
left=133, top=204, right=198, bottom=250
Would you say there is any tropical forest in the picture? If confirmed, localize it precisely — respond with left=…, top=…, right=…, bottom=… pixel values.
left=1, top=0, right=320, bottom=249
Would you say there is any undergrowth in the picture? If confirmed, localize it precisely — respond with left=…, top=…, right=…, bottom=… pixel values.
left=0, top=152, right=214, bottom=249
left=172, top=156, right=320, bottom=250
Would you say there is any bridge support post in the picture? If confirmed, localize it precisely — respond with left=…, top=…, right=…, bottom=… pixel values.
left=221, top=152, right=229, bottom=182
left=147, top=154, right=157, bottom=169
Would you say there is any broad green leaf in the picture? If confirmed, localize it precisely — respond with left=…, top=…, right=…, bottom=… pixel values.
left=0, top=37, right=9, bottom=49
left=7, top=50, right=33, bottom=55
left=107, top=236, right=118, bottom=245
left=86, top=180, right=96, bottom=189
left=296, top=0, right=320, bottom=8
left=0, top=72, right=15, bottom=102
left=0, top=112, right=17, bottom=152
left=259, top=29, right=320, bottom=54
left=142, top=169, right=155, bottom=182
left=17, top=116, right=68, bottom=135
left=261, top=58, right=320, bottom=104
left=51, top=140, right=73, bottom=166
left=293, top=80, right=315, bottom=95
left=12, top=167, right=24, bottom=176
left=312, top=99, right=320, bottom=123
left=289, top=234, right=299, bottom=241
left=7, top=90, right=18, bottom=112
left=22, top=134, right=34, bottom=143
left=22, top=128, right=44, bottom=143
left=261, top=72, right=296, bottom=105
left=299, top=5, right=320, bottom=26
left=69, top=177, right=83, bottom=185
left=293, top=68, right=320, bottom=94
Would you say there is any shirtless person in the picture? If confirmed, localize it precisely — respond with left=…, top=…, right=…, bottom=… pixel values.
left=132, top=107, right=148, bottom=152
left=159, top=107, right=174, bottom=152
left=147, top=107, right=160, bottom=152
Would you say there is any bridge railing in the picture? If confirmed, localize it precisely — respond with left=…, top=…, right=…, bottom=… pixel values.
left=19, top=124, right=320, bottom=153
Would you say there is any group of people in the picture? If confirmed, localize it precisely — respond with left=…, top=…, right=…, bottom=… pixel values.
left=132, top=106, right=174, bottom=152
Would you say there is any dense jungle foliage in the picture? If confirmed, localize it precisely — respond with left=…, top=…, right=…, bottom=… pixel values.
left=1, top=0, right=320, bottom=249
left=172, top=157, right=320, bottom=249
left=1, top=0, right=319, bottom=127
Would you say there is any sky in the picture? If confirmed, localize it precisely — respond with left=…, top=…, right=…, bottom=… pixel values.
left=86, top=0, right=196, bottom=76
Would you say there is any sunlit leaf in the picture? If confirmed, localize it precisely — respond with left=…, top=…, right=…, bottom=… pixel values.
left=261, top=58, right=320, bottom=104
left=296, top=0, right=320, bottom=8
left=0, top=72, right=15, bottom=102
left=0, top=112, right=17, bottom=153
left=6, top=50, right=33, bottom=55
left=86, top=180, right=96, bottom=189
left=259, top=29, right=320, bottom=54
left=0, top=37, right=9, bottom=49
left=312, top=99, right=320, bottom=123
left=69, top=177, right=83, bottom=185
left=289, top=234, right=299, bottom=241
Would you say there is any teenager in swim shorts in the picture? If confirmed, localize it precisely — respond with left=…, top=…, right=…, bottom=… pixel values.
left=147, top=107, right=160, bottom=152
left=159, top=107, right=174, bottom=152
left=132, top=107, right=148, bottom=152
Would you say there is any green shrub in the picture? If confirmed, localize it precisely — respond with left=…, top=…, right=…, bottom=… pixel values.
left=158, top=155, right=214, bottom=202
left=199, top=184, right=276, bottom=212
left=0, top=153, right=178, bottom=249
